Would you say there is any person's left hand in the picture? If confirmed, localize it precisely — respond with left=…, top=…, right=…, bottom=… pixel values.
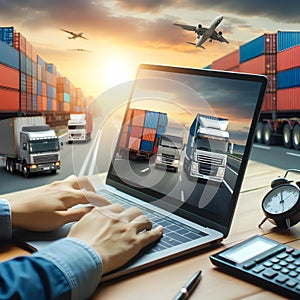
left=4, top=175, right=110, bottom=232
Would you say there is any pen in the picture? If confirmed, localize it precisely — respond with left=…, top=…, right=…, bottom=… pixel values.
left=173, top=270, right=202, bottom=300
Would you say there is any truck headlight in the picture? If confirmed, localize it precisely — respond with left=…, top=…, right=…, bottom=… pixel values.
left=55, top=161, right=60, bottom=166
left=217, top=167, right=225, bottom=177
left=191, top=162, right=198, bottom=172
left=156, top=155, right=162, bottom=162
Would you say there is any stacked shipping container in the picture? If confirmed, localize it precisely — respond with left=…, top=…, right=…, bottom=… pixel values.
left=118, top=108, right=168, bottom=160
left=0, top=26, right=89, bottom=124
left=209, top=30, right=300, bottom=149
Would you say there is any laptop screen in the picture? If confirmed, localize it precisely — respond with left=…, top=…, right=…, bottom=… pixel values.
left=107, top=64, right=267, bottom=236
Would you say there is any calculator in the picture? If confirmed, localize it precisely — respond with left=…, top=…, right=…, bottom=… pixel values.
left=210, top=235, right=300, bottom=298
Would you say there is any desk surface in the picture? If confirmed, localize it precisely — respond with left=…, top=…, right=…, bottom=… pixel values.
left=1, top=160, right=300, bottom=299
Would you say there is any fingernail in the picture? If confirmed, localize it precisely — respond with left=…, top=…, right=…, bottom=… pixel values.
left=157, top=225, right=164, bottom=233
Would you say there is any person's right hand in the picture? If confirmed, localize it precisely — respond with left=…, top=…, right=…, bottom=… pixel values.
left=68, top=204, right=164, bottom=274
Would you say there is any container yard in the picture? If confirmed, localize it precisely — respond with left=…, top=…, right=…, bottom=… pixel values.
left=0, top=26, right=89, bottom=126
left=207, top=31, right=300, bottom=150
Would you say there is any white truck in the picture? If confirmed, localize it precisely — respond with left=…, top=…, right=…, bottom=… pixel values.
left=0, top=116, right=61, bottom=177
left=155, top=129, right=184, bottom=172
left=68, top=113, right=92, bottom=143
left=183, top=114, right=229, bottom=183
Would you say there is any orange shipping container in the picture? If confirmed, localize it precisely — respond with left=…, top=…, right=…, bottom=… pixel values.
left=132, top=109, right=145, bottom=126
left=130, top=126, right=143, bottom=138
left=52, top=99, right=57, bottom=111
left=0, top=89, right=19, bottom=111
left=42, top=96, right=47, bottom=111
left=0, top=63, right=19, bottom=89
left=277, top=44, right=300, bottom=72
left=277, top=87, right=300, bottom=111
left=37, top=95, right=42, bottom=110
left=119, top=132, right=128, bottom=148
left=142, top=128, right=156, bottom=141
left=128, top=137, right=141, bottom=151
left=63, top=102, right=70, bottom=112
left=56, top=92, right=64, bottom=102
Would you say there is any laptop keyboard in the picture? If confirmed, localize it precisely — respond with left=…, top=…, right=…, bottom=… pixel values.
left=97, top=190, right=208, bottom=254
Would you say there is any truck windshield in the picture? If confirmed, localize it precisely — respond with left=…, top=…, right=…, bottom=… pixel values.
left=195, top=137, right=228, bottom=154
left=68, top=125, right=86, bottom=130
left=160, top=137, right=183, bottom=149
left=29, top=138, right=59, bottom=153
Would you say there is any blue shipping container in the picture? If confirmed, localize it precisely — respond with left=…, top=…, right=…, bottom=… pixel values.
left=0, top=40, right=19, bottom=69
left=144, top=111, right=159, bottom=128
left=32, top=95, right=38, bottom=110
left=240, top=35, right=265, bottom=63
left=158, top=113, right=168, bottom=127
left=20, top=52, right=26, bottom=73
left=140, top=140, right=154, bottom=152
left=277, top=67, right=300, bottom=89
left=278, top=31, right=300, bottom=52
left=25, top=57, right=32, bottom=76
left=64, top=93, right=70, bottom=103
left=37, top=55, right=46, bottom=69
left=203, top=64, right=212, bottom=70
left=20, top=73, right=26, bottom=92
left=157, top=126, right=166, bottom=135
left=0, top=27, right=14, bottom=47
left=46, top=84, right=53, bottom=98
left=47, top=98, right=52, bottom=110
left=37, top=80, right=42, bottom=95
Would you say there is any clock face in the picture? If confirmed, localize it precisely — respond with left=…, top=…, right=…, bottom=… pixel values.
left=263, top=185, right=299, bottom=215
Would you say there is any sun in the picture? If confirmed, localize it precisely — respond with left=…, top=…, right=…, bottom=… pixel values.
left=104, top=59, right=133, bottom=89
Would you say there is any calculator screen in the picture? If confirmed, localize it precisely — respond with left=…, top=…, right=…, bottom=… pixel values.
left=220, top=238, right=278, bottom=264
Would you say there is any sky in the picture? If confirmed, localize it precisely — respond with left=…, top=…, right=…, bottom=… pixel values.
left=0, top=0, right=300, bottom=98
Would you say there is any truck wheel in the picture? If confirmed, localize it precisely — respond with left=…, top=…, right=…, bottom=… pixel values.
left=256, top=122, right=264, bottom=144
left=283, top=124, right=292, bottom=148
left=9, top=160, right=16, bottom=174
left=22, top=164, right=30, bottom=178
left=5, top=158, right=10, bottom=172
left=263, top=123, right=273, bottom=145
left=292, top=124, right=300, bottom=150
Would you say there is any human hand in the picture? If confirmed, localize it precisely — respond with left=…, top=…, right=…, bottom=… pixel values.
left=68, top=204, right=164, bottom=274
left=5, top=175, right=111, bottom=232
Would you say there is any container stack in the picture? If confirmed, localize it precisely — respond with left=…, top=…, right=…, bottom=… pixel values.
left=277, top=32, right=300, bottom=111
left=0, top=26, right=89, bottom=123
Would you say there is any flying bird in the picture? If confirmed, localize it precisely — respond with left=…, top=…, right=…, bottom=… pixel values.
left=174, top=15, right=229, bottom=49
left=60, top=28, right=88, bottom=40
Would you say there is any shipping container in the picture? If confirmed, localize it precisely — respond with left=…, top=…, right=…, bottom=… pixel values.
left=0, top=40, right=19, bottom=69
left=13, top=32, right=26, bottom=53
left=212, top=49, right=239, bottom=70
left=261, top=92, right=277, bottom=112
left=277, top=44, right=300, bottom=72
left=0, top=63, right=19, bottom=89
left=278, top=31, right=300, bottom=52
left=0, top=89, right=19, bottom=111
left=0, top=27, right=14, bottom=47
left=277, top=87, right=300, bottom=111
left=278, top=67, right=300, bottom=89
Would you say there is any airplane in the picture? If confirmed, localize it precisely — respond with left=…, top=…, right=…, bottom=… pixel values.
left=68, top=48, right=92, bottom=52
left=60, top=28, right=88, bottom=40
left=173, top=15, right=229, bottom=49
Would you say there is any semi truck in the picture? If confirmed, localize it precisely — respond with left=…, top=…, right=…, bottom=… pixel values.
left=0, top=116, right=60, bottom=177
left=155, top=129, right=184, bottom=172
left=183, top=114, right=229, bottom=183
left=118, top=108, right=168, bottom=160
left=68, top=113, right=92, bottom=143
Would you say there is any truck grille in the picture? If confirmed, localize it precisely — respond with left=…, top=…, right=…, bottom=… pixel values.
left=162, top=154, right=175, bottom=164
left=33, top=154, right=58, bottom=164
left=197, top=153, right=223, bottom=166
left=199, top=163, right=218, bottom=176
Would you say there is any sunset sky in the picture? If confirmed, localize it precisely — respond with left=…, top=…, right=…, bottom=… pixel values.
left=0, top=0, right=299, bottom=98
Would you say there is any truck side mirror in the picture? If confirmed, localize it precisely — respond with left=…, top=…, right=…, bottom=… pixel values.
left=23, top=142, right=27, bottom=151
left=61, top=141, right=64, bottom=146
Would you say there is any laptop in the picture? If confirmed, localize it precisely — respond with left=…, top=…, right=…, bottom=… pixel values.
left=14, top=64, right=267, bottom=281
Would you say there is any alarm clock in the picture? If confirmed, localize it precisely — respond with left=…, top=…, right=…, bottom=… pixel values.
left=259, top=169, right=300, bottom=229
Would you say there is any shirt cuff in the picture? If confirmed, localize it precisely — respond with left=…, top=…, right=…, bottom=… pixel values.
left=0, top=199, right=12, bottom=240
left=32, top=238, right=103, bottom=300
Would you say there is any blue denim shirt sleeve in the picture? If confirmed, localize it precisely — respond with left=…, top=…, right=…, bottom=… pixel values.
left=0, top=199, right=12, bottom=240
left=33, top=238, right=103, bottom=300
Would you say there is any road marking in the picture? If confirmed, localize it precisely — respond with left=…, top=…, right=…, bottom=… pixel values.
left=181, top=190, right=185, bottom=202
left=253, top=144, right=271, bottom=150
left=286, top=152, right=300, bottom=158
left=179, top=175, right=182, bottom=182
left=140, top=168, right=150, bottom=173
left=223, top=180, right=233, bottom=194
left=226, top=165, right=238, bottom=176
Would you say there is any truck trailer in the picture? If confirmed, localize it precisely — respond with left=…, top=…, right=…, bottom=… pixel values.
left=183, top=114, right=229, bottom=183
left=118, top=108, right=168, bottom=160
left=68, top=113, right=92, bottom=143
left=0, top=116, right=61, bottom=177
left=155, top=129, right=184, bottom=172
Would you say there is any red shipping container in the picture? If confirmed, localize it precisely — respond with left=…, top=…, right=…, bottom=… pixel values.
left=228, top=66, right=240, bottom=72
left=266, top=74, right=277, bottom=93
left=264, top=33, right=277, bottom=54
left=26, top=75, right=32, bottom=94
left=261, top=92, right=277, bottom=112
left=240, top=54, right=276, bottom=75
left=130, top=126, right=143, bottom=138
left=277, top=87, right=300, bottom=111
left=119, top=132, right=128, bottom=148
left=142, top=128, right=156, bottom=141
left=277, top=44, right=300, bottom=72
left=13, top=32, right=26, bottom=53
left=128, top=137, right=141, bottom=151
left=26, top=93, right=32, bottom=111
left=132, top=109, right=145, bottom=126
left=0, top=63, right=19, bottom=89
left=212, top=49, right=240, bottom=71
left=20, top=92, right=26, bottom=111
left=124, top=108, right=133, bottom=125
left=0, top=89, right=19, bottom=111
left=37, top=95, right=42, bottom=110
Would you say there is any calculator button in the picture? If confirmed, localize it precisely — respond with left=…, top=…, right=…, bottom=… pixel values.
left=289, top=271, right=298, bottom=277
left=286, top=279, right=298, bottom=288
left=263, top=261, right=273, bottom=267
left=294, top=260, right=300, bottom=266
left=252, top=265, right=265, bottom=273
left=292, top=251, right=300, bottom=258
left=287, top=264, right=297, bottom=270
left=272, top=264, right=282, bottom=271
left=275, top=274, right=289, bottom=284
left=286, top=248, right=294, bottom=254
left=279, top=260, right=288, bottom=267
left=286, top=256, right=295, bottom=263
left=281, top=267, right=290, bottom=274
left=277, top=252, right=288, bottom=259
left=242, top=261, right=256, bottom=270
left=262, top=269, right=278, bottom=279
left=296, top=284, right=300, bottom=291
left=270, top=257, right=280, bottom=263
